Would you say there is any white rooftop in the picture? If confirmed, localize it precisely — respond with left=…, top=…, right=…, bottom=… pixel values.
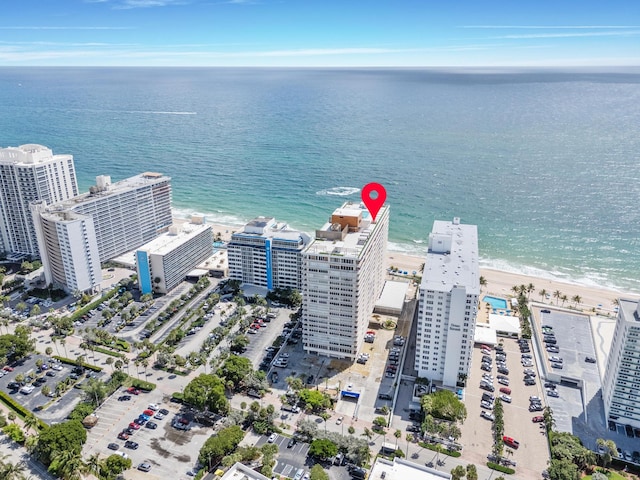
left=219, top=462, right=270, bottom=480
left=0, top=144, right=66, bottom=165
left=369, top=457, right=451, bottom=480
left=474, top=323, right=498, bottom=345
left=232, top=217, right=311, bottom=244
left=138, top=223, right=211, bottom=256
left=50, top=172, right=170, bottom=210
left=488, top=313, right=521, bottom=335
left=420, top=218, right=479, bottom=295
left=375, top=281, right=409, bottom=313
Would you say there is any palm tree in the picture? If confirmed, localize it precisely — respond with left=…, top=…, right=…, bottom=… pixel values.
left=405, top=433, right=414, bottom=458
left=0, top=459, right=27, bottom=480
left=114, top=359, right=123, bottom=371
left=45, top=347, right=53, bottom=357
left=510, top=285, right=519, bottom=295
left=361, top=428, right=373, bottom=442
left=560, top=294, right=568, bottom=307
left=23, top=415, right=38, bottom=435
left=572, top=295, right=582, bottom=307
left=553, top=290, right=562, bottom=305
left=60, top=338, right=68, bottom=358
left=539, top=289, right=547, bottom=302
left=394, top=429, right=401, bottom=449
left=527, top=283, right=535, bottom=299
left=85, top=453, right=101, bottom=477
left=479, top=276, right=487, bottom=288
left=105, top=357, right=114, bottom=371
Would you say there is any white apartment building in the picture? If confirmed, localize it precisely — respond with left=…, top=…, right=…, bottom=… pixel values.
left=602, top=298, right=640, bottom=429
left=227, top=217, right=311, bottom=290
left=415, top=218, right=479, bottom=388
left=0, top=144, right=78, bottom=257
left=136, top=223, right=213, bottom=294
left=302, top=202, right=389, bottom=360
left=32, top=172, right=172, bottom=292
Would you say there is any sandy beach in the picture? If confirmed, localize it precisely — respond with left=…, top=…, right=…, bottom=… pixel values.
left=197, top=219, right=638, bottom=315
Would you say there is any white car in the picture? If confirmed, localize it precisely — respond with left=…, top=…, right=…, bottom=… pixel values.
left=268, top=433, right=277, bottom=443
left=148, top=403, right=159, bottom=411
left=500, top=395, right=512, bottom=403
left=51, top=364, right=63, bottom=371
left=20, top=385, right=35, bottom=394
left=547, top=389, right=559, bottom=398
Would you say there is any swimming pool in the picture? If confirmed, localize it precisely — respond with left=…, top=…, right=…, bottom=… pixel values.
left=483, top=295, right=508, bottom=310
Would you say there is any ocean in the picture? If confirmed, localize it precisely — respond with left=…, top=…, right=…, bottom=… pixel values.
left=1, top=67, right=639, bottom=293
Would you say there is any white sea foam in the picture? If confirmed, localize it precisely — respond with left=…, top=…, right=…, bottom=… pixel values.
left=316, top=187, right=360, bottom=196
left=171, top=207, right=247, bottom=228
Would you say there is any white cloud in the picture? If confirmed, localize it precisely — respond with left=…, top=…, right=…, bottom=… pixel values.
left=494, top=30, right=640, bottom=39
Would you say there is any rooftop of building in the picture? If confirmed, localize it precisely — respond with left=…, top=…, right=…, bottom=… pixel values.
left=420, top=217, right=480, bottom=294
left=305, top=201, right=388, bottom=258
left=0, top=144, right=70, bottom=165
left=46, top=172, right=170, bottom=210
left=619, top=298, right=640, bottom=323
left=219, top=462, right=270, bottom=480
left=137, top=223, right=212, bottom=256
left=231, top=217, right=311, bottom=244
left=369, top=457, right=451, bottom=480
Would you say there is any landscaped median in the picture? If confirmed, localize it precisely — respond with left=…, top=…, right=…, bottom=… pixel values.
left=53, top=355, right=103, bottom=372
left=419, top=441, right=462, bottom=458
left=0, top=390, right=48, bottom=430
left=487, top=461, right=515, bottom=475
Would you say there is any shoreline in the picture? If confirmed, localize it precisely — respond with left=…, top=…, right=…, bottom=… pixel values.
left=182, top=218, right=639, bottom=311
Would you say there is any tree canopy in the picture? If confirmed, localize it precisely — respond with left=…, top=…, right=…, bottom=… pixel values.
left=199, top=425, right=245, bottom=466
left=309, top=464, right=330, bottom=480
left=36, top=420, right=87, bottom=466
left=421, top=389, right=467, bottom=422
left=0, top=331, right=36, bottom=363
left=183, top=373, right=229, bottom=414
left=298, top=389, right=331, bottom=412
left=309, top=438, right=338, bottom=460
left=217, top=355, right=253, bottom=389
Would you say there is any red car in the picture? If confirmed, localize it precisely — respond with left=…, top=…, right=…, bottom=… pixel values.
left=127, top=387, right=140, bottom=395
left=129, top=422, right=141, bottom=430
left=503, top=436, right=520, bottom=449
left=118, top=431, right=130, bottom=440
left=3, top=366, right=14, bottom=372
left=499, top=387, right=511, bottom=395
left=532, top=416, right=544, bottom=423
left=143, top=409, right=154, bottom=417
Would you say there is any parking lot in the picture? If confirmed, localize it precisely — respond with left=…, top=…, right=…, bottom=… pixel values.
left=530, top=306, right=640, bottom=460
left=0, top=353, right=106, bottom=424
left=84, top=388, right=207, bottom=479
left=459, top=341, right=550, bottom=478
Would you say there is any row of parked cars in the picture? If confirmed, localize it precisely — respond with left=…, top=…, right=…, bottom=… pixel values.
left=108, top=398, right=169, bottom=472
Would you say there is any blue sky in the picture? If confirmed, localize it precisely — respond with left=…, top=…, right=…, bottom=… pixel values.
left=1, top=0, right=639, bottom=66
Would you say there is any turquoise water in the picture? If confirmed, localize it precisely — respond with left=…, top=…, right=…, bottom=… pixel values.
left=483, top=296, right=508, bottom=310
left=1, top=67, right=639, bottom=293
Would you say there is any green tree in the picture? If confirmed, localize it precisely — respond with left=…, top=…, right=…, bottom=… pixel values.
left=102, top=454, right=132, bottom=479
left=547, top=458, right=579, bottom=480
left=298, top=388, right=330, bottom=412
left=217, top=355, right=253, bottom=390
left=183, top=373, right=229, bottom=414
left=198, top=425, right=245, bottom=467
left=596, top=438, right=617, bottom=468
left=23, top=414, right=39, bottom=435
left=394, top=429, right=401, bottom=449
left=450, top=465, right=466, bottom=480
left=2, top=423, right=26, bottom=443
left=309, top=463, right=330, bottom=480
left=0, top=458, right=27, bottom=480
left=36, top=420, right=87, bottom=467
left=309, top=438, right=338, bottom=460
left=466, top=464, right=478, bottom=480
left=421, top=389, right=467, bottom=422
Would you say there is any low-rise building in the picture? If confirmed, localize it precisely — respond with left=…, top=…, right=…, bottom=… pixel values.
left=219, top=462, right=270, bottom=480
left=369, top=457, right=451, bottom=480
left=136, top=222, right=213, bottom=294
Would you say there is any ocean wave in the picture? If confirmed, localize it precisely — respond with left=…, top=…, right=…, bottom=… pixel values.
left=316, top=187, right=360, bottom=196
left=138, top=111, right=197, bottom=115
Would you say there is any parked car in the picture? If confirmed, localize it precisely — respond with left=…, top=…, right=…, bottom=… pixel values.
left=107, top=443, right=119, bottom=450
left=138, top=463, right=151, bottom=472
left=500, top=395, right=512, bottom=403
left=268, top=433, right=277, bottom=443
left=532, top=416, right=544, bottom=423
left=481, top=400, right=494, bottom=410
left=124, top=440, right=139, bottom=449
left=499, top=387, right=511, bottom=395
left=547, top=389, right=560, bottom=398
left=503, top=436, right=520, bottom=449
left=585, top=357, right=597, bottom=363
left=481, top=410, right=495, bottom=421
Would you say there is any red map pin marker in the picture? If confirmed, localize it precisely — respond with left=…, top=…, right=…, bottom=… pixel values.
left=361, top=182, right=386, bottom=222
